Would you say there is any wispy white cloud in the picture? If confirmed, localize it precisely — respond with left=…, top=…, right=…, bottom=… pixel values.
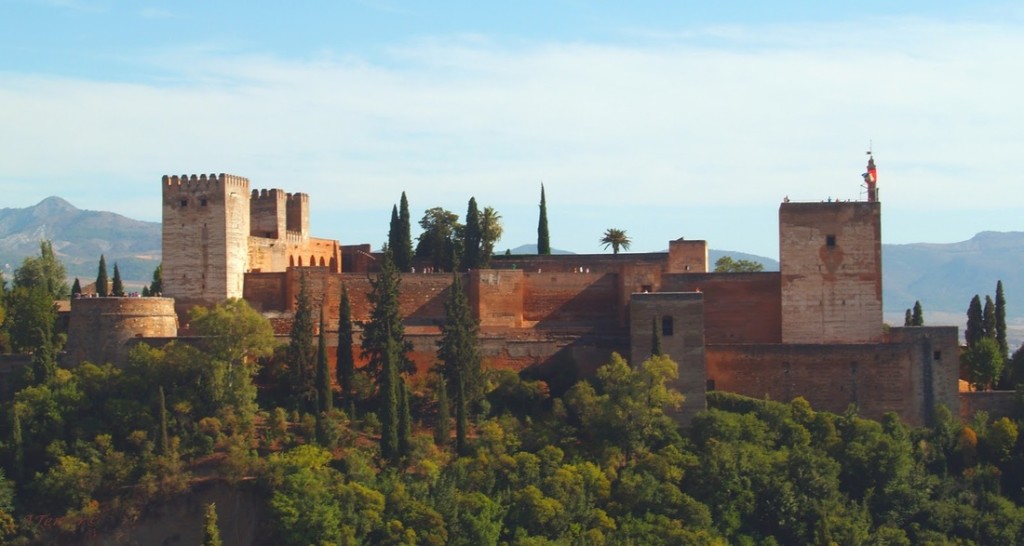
left=1, top=16, right=1022, bottom=256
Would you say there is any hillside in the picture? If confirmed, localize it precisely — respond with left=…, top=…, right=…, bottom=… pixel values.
left=0, top=197, right=161, bottom=285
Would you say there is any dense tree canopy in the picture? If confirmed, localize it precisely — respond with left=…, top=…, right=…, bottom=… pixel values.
left=714, top=255, right=765, bottom=273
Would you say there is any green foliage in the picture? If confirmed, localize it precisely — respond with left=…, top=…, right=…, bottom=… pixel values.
left=392, top=192, right=414, bottom=272
left=965, top=337, right=1005, bottom=390
left=111, top=263, right=124, bottom=297
left=315, top=310, right=332, bottom=415
left=984, top=295, right=996, bottom=339
left=149, top=263, right=163, bottom=296
left=416, top=206, right=461, bottom=272
left=202, top=502, right=223, bottom=546
left=599, top=228, right=631, bottom=254
left=5, top=283, right=57, bottom=354
left=13, top=240, right=68, bottom=299
left=537, top=184, right=550, bottom=255
left=95, top=254, right=109, bottom=297
left=437, top=273, right=482, bottom=456
left=336, top=284, right=356, bottom=416
left=463, top=197, right=482, bottom=271
left=996, top=280, right=1008, bottom=358
left=71, top=277, right=82, bottom=297
left=361, top=250, right=412, bottom=382
left=286, top=273, right=316, bottom=412
left=713, top=256, right=765, bottom=273
left=434, top=374, right=451, bottom=447
left=912, top=300, right=924, bottom=326
left=379, top=335, right=402, bottom=464
left=966, top=294, right=984, bottom=347
left=479, top=206, right=503, bottom=268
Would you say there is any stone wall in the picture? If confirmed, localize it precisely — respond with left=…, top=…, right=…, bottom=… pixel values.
left=780, top=201, right=882, bottom=344
left=706, top=325, right=959, bottom=426
left=662, top=272, right=782, bottom=344
left=960, top=391, right=1019, bottom=420
left=65, top=297, right=178, bottom=366
left=522, top=271, right=620, bottom=330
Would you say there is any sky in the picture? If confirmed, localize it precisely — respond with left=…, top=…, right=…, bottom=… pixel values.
left=2, top=1, right=1023, bottom=259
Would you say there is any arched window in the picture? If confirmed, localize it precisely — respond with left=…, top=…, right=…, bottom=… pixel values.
left=289, top=255, right=295, bottom=267
left=319, top=256, right=326, bottom=267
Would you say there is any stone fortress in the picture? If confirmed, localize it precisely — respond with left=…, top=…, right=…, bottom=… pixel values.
left=65, top=164, right=967, bottom=426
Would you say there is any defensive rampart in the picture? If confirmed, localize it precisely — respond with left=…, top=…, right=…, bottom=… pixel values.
left=65, top=297, right=178, bottom=366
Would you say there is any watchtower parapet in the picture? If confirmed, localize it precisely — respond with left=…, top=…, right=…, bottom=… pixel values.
left=250, top=188, right=287, bottom=239
left=286, top=192, right=310, bottom=237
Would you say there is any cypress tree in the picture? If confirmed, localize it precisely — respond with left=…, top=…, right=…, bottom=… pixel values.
left=397, top=377, right=412, bottom=457
left=537, top=184, right=550, bottom=255
left=437, top=273, right=480, bottom=456
left=912, top=301, right=924, bottom=326
left=463, top=197, right=481, bottom=271
left=387, top=204, right=402, bottom=264
left=149, top=263, right=163, bottom=296
left=966, top=295, right=983, bottom=347
left=983, top=295, right=996, bottom=340
left=379, top=334, right=401, bottom=463
left=336, top=284, right=355, bottom=416
left=904, top=309, right=912, bottom=327
left=96, top=254, right=109, bottom=297
left=159, top=385, right=169, bottom=456
left=287, top=273, right=316, bottom=412
left=396, top=192, right=414, bottom=272
left=10, top=408, right=23, bottom=481
left=651, top=317, right=663, bottom=356
left=30, top=325, right=55, bottom=384
left=202, top=502, right=223, bottom=546
left=434, top=374, right=450, bottom=447
left=996, top=280, right=1008, bottom=358
left=315, top=309, right=333, bottom=414
left=361, top=250, right=411, bottom=381
left=111, top=262, right=125, bottom=296
left=71, top=277, right=82, bottom=297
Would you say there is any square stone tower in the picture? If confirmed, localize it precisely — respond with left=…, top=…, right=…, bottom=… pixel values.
left=779, top=201, right=882, bottom=343
left=162, top=173, right=251, bottom=310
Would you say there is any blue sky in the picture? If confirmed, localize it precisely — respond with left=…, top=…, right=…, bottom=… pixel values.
left=2, top=1, right=1023, bottom=258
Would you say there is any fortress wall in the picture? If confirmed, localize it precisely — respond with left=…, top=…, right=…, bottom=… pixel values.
left=522, top=271, right=619, bottom=328
left=341, top=244, right=374, bottom=273
left=960, top=391, right=1018, bottom=420
left=662, top=272, right=782, bottom=344
left=66, top=297, right=178, bottom=366
left=780, top=202, right=882, bottom=344
left=488, top=252, right=669, bottom=275
left=243, top=272, right=289, bottom=312
left=706, top=330, right=957, bottom=426
left=249, top=188, right=286, bottom=239
left=667, top=239, right=709, bottom=273
left=471, top=270, right=525, bottom=328
left=247, top=238, right=290, bottom=273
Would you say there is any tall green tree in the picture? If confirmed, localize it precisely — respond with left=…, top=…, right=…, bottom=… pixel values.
left=158, top=385, right=169, bottom=456
left=96, top=254, right=109, bottom=297
left=387, top=204, right=402, bottom=263
left=479, top=206, right=503, bottom=268
left=600, top=228, right=632, bottom=254
left=5, top=284, right=56, bottom=353
left=397, top=191, right=414, bottom=272
left=315, top=309, right=333, bottom=414
left=397, top=378, right=412, bottom=457
left=379, top=334, right=401, bottom=463
left=463, top=197, right=482, bottom=271
left=202, top=502, right=223, bottom=546
left=71, top=278, right=81, bottom=297
left=983, top=295, right=996, bottom=340
left=361, top=250, right=412, bottom=381
left=415, top=207, right=461, bottom=272
left=904, top=309, right=913, bottom=327
left=966, top=295, right=983, bottom=347
left=964, top=337, right=1004, bottom=391
left=336, top=284, right=355, bottom=415
left=434, top=374, right=450, bottom=447
left=149, top=263, right=163, bottom=296
left=287, top=273, right=316, bottom=412
left=912, top=300, right=924, bottom=326
left=995, top=280, right=1008, bottom=358
left=111, top=263, right=125, bottom=297
left=29, top=324, right=56, bottom=384
left=13, top=240, right=68, bottom=299
left=537, top=184, right=551, bottom=255
left=437, top=273, right=481, bottom=455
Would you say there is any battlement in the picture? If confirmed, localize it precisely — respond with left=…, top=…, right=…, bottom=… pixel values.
left=286, top=192, right=310, bottom=235
left=251, top=188, right=285, bottom=202
left=162, top=173, right=250, bottom=192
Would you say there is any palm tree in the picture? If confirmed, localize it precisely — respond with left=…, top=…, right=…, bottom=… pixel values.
left=600, top=228, right=631, bottom=254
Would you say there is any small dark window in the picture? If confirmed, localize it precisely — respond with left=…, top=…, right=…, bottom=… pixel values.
left=706, top=379, right=716, bottom=391
left=933, top=351, right=942, bottom=361
left=180, top=199, right=188, bottom=207
left=662, top=316, right=674, bottom=336
left=641, top=284, right=653, bottom=293
left=826, top=235, right=836, bottom=248
left=200, top=198, right=208, bottom=206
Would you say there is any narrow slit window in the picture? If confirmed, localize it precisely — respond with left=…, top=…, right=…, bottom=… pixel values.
left=662, top=316, right=674, bottom=336
left=826, top=235, right=836, bottom=248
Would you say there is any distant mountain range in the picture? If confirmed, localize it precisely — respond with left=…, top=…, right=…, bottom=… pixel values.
left=0, top=197, right=160, bottom=285
left=1, top=198, right=1020, bottom=323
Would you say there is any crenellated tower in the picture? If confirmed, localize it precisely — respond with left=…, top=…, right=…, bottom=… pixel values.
left=162, top=173, right=251, bottom=310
